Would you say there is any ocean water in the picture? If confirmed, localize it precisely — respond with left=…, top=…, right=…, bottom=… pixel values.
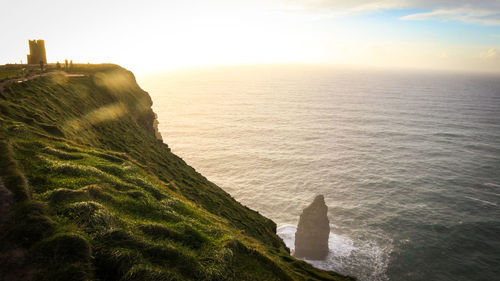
left=139, top=66, right=500, bottom=281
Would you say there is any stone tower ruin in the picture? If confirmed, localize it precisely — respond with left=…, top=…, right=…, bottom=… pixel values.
left=27, top=40, right=47, bottom=65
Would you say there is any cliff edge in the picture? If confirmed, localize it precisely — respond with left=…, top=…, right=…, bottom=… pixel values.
left=0, top=64, right=355, bottom=281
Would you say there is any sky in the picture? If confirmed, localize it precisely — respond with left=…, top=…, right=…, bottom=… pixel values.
left=1, top=0, right=500, bottom=73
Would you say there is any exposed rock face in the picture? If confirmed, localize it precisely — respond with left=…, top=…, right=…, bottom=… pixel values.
left=153, top=112, right=163, bottom=141
left=294, top=195, right=330, bottom=260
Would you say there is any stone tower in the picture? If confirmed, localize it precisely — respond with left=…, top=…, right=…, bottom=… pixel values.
left=27, top=40, right=47, bottom=65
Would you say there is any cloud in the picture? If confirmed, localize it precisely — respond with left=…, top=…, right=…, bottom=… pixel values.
left=400, top=6, right=500, bottom=25
left=480, top=48, right=498, bottom=59
left=279, top=0, right=500, bottom=25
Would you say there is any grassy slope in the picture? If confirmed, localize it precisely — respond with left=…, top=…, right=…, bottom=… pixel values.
left=0, top=64, right=355, bottom=281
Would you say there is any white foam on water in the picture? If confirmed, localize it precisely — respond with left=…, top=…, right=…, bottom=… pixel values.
left=277, top=225, right=391, bottom=281
left=484, top=182, right=500, bottom=188
left=465, top=196, right=498, bottom=206
left=277, top=224, right=356, bottom=256
left=276, top=225, right=296, bottom=250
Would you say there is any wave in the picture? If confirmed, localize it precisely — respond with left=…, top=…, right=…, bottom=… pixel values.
left=484, top=182, right=500, bottom=188
left=465, top=196, right=498, bottom=207
left=277, top=225, right=391, bottom=281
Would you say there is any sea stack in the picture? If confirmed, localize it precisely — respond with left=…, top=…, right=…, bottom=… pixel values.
left=294, top=195, right=330, bottom=260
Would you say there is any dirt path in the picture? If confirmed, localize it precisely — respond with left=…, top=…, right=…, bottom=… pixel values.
left=0, top=72, right=52, bottom=92
left=0, top=71, right=86, bottom=92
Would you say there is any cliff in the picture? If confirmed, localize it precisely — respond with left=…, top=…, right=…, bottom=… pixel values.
left=0, top=64, right=355, bottom=281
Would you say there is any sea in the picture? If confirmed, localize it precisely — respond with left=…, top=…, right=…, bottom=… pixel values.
left=138, top=65, right=500, bottom=281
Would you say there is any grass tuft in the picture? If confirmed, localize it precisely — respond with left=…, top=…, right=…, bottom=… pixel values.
left=42, top=146, right=84, bottom=160
left=144, top=245, right=202, bottom=278
left=94, top=248, right=142, bottom=280
left=52, top=163, right=107, bottom=178
left=88, top=150, right=126, bottom=163
left=83, top=184, right=116, bottom=202
left=139, top=223, right=206, bottom=249
left=100, top=229, right=145, bottom=249
left=34, top=233, right=92, bottom=264
left=33, top=233, right=93, bottom=281
left=39, top=124, right=65, bottom=137
left=62, top=201, right=113, bottom=231
left=0, top=141, right=30, bottom=201
left=127, top=176, right=167, bottom=200
left=126, top=190, right=146, bottom=199
left=7, top=200, right=55, bottom=246
left=47, top=188, right=87, bottom=205
left=122, top=265, right=178, bottom=281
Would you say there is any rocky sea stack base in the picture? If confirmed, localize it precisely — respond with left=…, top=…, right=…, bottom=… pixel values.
left=294, top=195, right=330, bottom=260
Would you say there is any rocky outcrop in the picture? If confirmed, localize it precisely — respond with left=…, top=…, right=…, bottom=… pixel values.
left=294, top=195, right=330, bottom=260
left=153, top=112, right=163, bottom=141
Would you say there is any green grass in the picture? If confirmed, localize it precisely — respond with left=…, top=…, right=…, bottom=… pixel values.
left=0, top=70, right=23, bottom=80
left=0, top=141, right=30, bottom=201
left=0, top=64, right=47, bottom=81
left=0, top=64, right=356, bottom=281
